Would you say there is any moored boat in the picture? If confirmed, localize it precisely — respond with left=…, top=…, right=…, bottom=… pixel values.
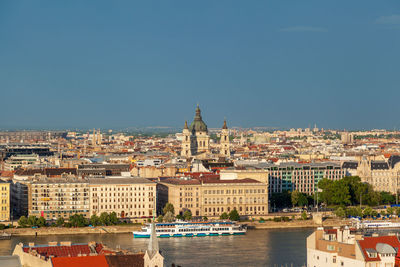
left=133, top=221, right=246, bottom=238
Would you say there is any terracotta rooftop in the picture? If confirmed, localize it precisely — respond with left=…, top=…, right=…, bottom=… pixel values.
left=51, top=255, right=109, bottom=267
left=358, top=236, right=400, bottom=262
left=22, top=243, right=104, bottom=258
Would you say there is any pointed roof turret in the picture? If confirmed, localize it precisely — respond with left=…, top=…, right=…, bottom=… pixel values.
left=222, top=119, right=228, bottom=129
left=184, top=120, right=188, bottom=130
left=147, top=215, right=159, bottom=259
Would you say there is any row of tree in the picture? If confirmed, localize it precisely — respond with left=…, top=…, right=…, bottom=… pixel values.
left=318, top=176, right=395, bottom=206
left=270, top=176, right=397, bottom=209
left=334, top=206, right=400, bottom=218
left=18, top=212, right=119, bottom=228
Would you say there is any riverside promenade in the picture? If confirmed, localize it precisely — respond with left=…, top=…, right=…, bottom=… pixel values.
left=3, top=218, right=350, bottom=236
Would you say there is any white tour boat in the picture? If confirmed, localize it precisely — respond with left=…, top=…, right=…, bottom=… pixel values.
left=133, top=221, right=247, bottom=238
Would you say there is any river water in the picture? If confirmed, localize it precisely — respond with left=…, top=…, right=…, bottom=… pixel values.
left=0, top=228, right=313, bottom=267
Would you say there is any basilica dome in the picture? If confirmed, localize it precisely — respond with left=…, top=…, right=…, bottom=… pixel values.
left=189, top=105, right=208, bottom=132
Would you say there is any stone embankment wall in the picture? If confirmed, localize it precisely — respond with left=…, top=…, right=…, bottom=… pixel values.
left=4, top=225, right=142, bottom=236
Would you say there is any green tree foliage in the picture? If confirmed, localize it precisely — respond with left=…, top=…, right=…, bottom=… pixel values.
left=18, top=216, right=28, bottom=227
left=176, top=214, right=184, bottom=220
left=19, top=216, right=47, bottom=227
left=346, top=207, right=362, bottom=217
left=56, top=217, right=65, bottom=226
left=387, top=207, right=394, bottom=215
left=27, top=216, right=38, bottom=227
left=220, top=212, right=229, bottom=220
left=318, top=176, right=383, bottom=206
left=157, top=215, right=164, bottom=222
left=183, top=210, right=192, bottom=221
left=69, top=214, right=88, bottom=227
left=37, top=217, right=46, bottom=227
left=229, top=209, right=240, bottom=221
left=203, top=216, right=208, bottom=221
left=380, top=192, right=396, bottom=205
left=163, top=203, right=175, bottom=215
left=97, top=212, right=119, bottom=226
left=99, top=212, right=110, bottom=225
left=90, top=215, right=100, bottom=226
left=363, top=207, right=373, bottom=217
left=164, top=211, right=175, bottom=222
left=109, top=212, right=118, bottom=225
left=301, top=211, right=308, bottom=220
left=334, top=207, right=346, bottom=218
left=394, top=207, right=400, bottom=215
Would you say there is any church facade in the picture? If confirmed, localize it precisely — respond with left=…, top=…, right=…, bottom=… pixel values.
left=181, top=105, right=230, bottom=158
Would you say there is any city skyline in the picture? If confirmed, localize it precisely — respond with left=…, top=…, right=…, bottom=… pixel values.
left=1, top=1, right=400, bottom=129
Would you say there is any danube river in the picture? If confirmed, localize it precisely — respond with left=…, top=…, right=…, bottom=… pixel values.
left=0, top=228, right=313, bottom=267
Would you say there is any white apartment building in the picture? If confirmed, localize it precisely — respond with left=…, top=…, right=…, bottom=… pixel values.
left=89, top=178, right=156, bottom=220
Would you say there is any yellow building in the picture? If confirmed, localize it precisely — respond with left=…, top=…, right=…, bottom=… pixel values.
left=0, top=181, right=10, bottom=221
left=158, top=178, right=268, bottom=218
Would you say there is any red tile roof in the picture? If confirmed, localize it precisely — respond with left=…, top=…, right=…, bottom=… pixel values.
left=51, top=255, right=109, bottom=267
left=358, top=236, right=400, bottom=262
left=23, top=243, right=104, bottom=258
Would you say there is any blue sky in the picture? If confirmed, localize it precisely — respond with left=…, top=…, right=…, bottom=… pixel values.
left=1, top=1, right=400, bottom=130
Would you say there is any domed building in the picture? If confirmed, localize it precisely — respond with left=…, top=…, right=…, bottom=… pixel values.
left=181, top=105, right=210, bottom=158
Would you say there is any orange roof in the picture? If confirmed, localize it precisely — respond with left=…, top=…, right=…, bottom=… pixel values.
left=51, top=255, right=109, bottom=267
left=358, top=236, right=400, bottom=262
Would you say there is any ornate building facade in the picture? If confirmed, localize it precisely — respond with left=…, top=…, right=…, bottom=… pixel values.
left=181, top=105, right=230, bottom=158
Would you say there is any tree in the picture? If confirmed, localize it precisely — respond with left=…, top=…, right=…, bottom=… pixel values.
left=334, top=207, right=346, bottom=218
left=37, top=217, right=46, bottom=227
left=183, top=210, right=192, bottom=221
left=109, top=212, right=118, bottom=225
left=220, top=212, right=229, bottom=220
left=203, top=216, right=208, bottom=221
left=176, top=214, right=184, bottom=221
left=387, top=207, right=394, bottom=215
left=298, top=194, right=308, bottom=207
left=99, top=212, right=110, bottom=225
left=229, top=209, right=240, bottom=221
left=69, top=214, right=87, bottom=227
left=18, top=216, right=28, bottom=227
left=90, top=215, right=100, bottom=226
left=346, top=207, right=362, bottom=217
left=330, top=180, right=351, bottom=205
left=27, top=216, right=38, bottom=227
left=363, top=207, right=373, bottom=217
left=164, top=211, right=174, bottom=222
left=301, top=211, right=308, bottom=220
left=157, top=215, right=164, bottom=222
left=163, top=203, right=175, bottom=215
left=291, top=191, right=301, bottom=207
left=380, top=192, right=396, bottom=204
left=318, top=179, right=335, bottom=205
left=56, top=217, right=65, bottom=226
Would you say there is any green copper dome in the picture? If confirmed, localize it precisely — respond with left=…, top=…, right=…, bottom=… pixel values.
left=189, top=105, right=208, bottom=132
